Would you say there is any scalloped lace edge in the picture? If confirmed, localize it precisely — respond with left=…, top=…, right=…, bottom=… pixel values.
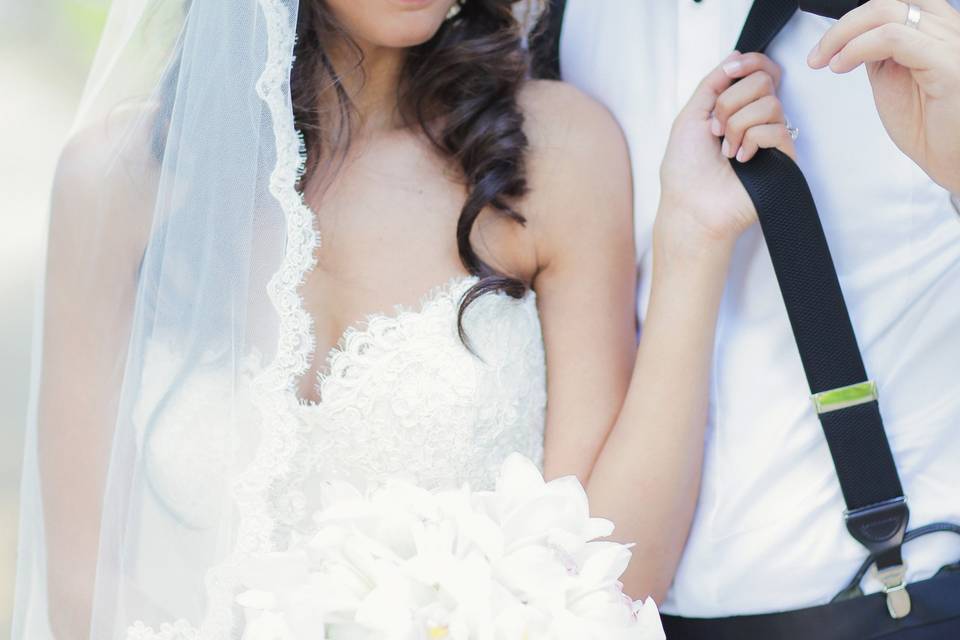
left=304, top=275, right=478, bottom=404
left=127, top=0, right=318, bottom=637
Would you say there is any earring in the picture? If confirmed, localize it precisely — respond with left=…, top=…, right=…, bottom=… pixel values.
left=446, top=1, right=462, bottom=20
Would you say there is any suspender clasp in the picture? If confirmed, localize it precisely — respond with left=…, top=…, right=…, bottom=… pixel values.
left=877, top=563, right=912, bottom=619
left=844, top=497, right=909, bottom=558
left=845, top=497, right=912, bottom=619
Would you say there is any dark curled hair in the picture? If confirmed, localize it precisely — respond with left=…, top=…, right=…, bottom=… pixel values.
left=292, top=1, right=536, bottom=344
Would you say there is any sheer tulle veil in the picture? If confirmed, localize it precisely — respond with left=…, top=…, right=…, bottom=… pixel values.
left=12, top=1, right=544, bottom=638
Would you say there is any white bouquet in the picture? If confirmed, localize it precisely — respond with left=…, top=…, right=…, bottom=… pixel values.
left=237, top=454, right=664, bottom=640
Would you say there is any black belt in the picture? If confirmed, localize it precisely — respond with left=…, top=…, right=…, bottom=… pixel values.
left=661, top=567, right=960, bottom=640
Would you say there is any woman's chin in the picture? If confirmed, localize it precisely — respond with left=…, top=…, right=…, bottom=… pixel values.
left=385, top=0, right=441, bottom=9
left=327, top=0, right=453, bottom=50
left=367, top=14, right=448, bottom=49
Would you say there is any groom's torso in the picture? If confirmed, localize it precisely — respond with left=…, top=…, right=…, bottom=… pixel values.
left=560, top=0, right=960, bottom=618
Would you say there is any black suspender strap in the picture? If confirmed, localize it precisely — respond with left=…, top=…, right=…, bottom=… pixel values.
left=734, top=0, right=911, bottom=619
left=530, top=0, right=568, bottom=80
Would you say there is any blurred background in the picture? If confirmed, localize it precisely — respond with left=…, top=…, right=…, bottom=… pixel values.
left=0, top=0, right=108, bottom=632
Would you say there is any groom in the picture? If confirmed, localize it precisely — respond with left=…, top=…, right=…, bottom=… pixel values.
left=536, top=0, right=960, bottom=637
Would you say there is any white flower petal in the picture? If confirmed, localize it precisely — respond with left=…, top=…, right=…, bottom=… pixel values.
left=584, top=517, right=616, bottom=540
left=497, top=546, right=569, bottom=609
left=320, top=479, right=365, bottom=508
left=576, top=541, right=633, bottom=588
left=495, top=455, right=546, bottom=507
left=354, top=575, right=418, bottom=632
left=240, top=610, right=296, bottom=640
left=633, top=598, right=666, bottom=640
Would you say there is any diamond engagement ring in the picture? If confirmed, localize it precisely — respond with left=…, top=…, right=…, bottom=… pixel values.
left=786, top=118, right=799, bottom=141
left=905, top=4, right=922, bottom=30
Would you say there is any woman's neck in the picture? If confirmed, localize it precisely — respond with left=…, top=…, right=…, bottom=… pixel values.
left=329, top=38, right=407, bottom=135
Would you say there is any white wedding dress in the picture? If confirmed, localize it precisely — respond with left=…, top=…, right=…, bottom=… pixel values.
left=134, top=275, right=547, bottom=533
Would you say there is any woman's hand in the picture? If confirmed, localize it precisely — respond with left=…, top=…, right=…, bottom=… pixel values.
left=657, top=52, right=796, bottom=258
left=809, top=0, right=960, bottom=194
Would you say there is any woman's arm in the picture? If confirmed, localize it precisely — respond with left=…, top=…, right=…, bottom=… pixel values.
left=518, top=80, right=638, bottom=484
left=32, top=117, right=154, bottom=638
left=587, top=52, right=797, bottom=603
left=586, top=229, right=731, bottom=605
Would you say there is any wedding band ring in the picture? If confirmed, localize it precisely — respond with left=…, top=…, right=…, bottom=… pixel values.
left=905, top=4, right=921, bottom=30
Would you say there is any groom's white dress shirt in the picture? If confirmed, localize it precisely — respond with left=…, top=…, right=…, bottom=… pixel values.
left=560, top=0, right=960, bottom=617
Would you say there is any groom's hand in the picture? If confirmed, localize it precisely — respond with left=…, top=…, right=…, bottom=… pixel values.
left=809, top=0, right=960, bottom=194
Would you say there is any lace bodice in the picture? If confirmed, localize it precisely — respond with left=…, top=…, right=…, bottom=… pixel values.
left=298, top=275, right=546, bottom=494
left=135, top=276, right=546, bottom=527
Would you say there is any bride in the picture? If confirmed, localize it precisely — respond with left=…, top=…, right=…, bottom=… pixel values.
left=13, top=0, right=794, bottom=638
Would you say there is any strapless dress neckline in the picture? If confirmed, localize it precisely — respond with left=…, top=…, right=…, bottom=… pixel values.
left=290, top=274, right=546, bottom=496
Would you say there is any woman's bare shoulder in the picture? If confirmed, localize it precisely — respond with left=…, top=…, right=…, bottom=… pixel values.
left=52, top=105, right=161, bottom=255
left=519, top=79, right=626, bottom=152
left=518, top=80, right=634, bottom=257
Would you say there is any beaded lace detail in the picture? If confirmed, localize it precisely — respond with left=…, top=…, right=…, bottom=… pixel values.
left=299, top=276, right=546, bottom=496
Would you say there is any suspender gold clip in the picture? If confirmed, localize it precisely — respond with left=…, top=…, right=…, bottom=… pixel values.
left=877, top=564, right=912, bottom=619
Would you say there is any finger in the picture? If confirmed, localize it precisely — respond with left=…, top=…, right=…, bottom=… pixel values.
left=809, top=0, right=921, bottom=68
left=828, top=22, right=943, bottom=73
left=906, top=1, right=960, bottom=40
left=736, top=124, right=797, bottom=163
left=720, top=52, right=783, bottom=86
left=722, top=95, right=785, bottom=159
left=713, top=70, right=779, bottom=135
left=683, top=52, right=740, bottom=118
left=896, top=7, right=960, bottom=40
left=897, top=0, right=960, bottom=37
left=911, top=11, right=960, bottom=39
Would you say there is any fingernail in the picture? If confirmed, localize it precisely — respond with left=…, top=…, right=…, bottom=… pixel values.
left=722, top=59, right=743, bottom=77
left=736, top=147, right=747, bottom=163
left=722, top=139, right=731, bottom=157
left=807, top=41, right=821, bottom=66
left=724, top=50, right=740, bottom=62
left=829, top=52, right=842, bottom=70
left=711, top=117, right=723, bottom=136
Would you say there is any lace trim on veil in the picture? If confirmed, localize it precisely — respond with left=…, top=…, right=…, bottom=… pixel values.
left=127, top=0, right=318, bottom=637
